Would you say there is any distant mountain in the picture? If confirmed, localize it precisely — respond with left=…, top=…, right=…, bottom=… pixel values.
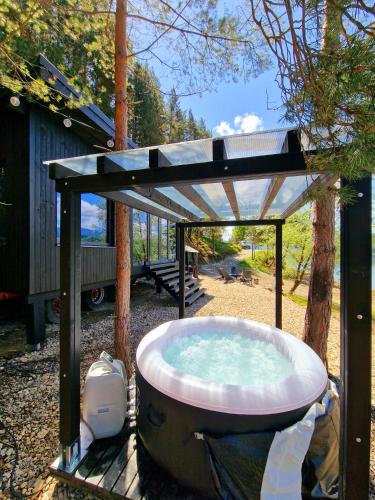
left=81, top=227, right=105, bottom=238
left=56, top=227, right=105, bottom=239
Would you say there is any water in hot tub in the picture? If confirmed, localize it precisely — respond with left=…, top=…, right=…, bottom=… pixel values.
left=163, top=331, right=294, bottom=385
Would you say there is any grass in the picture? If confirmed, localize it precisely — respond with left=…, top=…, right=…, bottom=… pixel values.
left=287, top=292, right=375, bottom=321
left=239, top=250, right=274, bottom=274
left=204, top=238, right=241, bottom=262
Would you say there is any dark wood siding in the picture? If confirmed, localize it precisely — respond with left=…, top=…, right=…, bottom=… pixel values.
left=28, top=107, right=116, bottom=297
left=0, top=107, right=29, bottom=293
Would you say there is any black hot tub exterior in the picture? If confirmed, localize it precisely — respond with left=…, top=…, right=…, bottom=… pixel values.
left=136, top=368, right=325, bottom=498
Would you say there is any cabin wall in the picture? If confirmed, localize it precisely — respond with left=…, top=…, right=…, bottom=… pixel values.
left=1, top=104, right=174, bottom=300
left=28, top=107, right=116, bottom=297
left=0, top=107, right=29, bottom=293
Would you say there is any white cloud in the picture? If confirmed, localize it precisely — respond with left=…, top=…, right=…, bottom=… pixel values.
left=235, top=113, right=263, bottom=133
left=213, top=113, right=263, bottom=137
left=213, top=121, right=236, bottom=136
left=81, top=199, right=103, bottom=230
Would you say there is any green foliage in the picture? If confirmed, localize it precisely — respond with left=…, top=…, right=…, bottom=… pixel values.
left=166, top=89, right=210, bottom=144
left=250, top=0, right=374, bottom=191
left=208, top=239, right=241, bottom=261
left=231, top=225, right=275, bottom=248
left=238, top=211, right=314, bottom=293
left=0, top=0, right=269, bottom=125
left=297, top=37, right=375, bottom=183
left=240, top=249, right=274, bottom=274
left=0, top=0, right=116, bottom=115
left=0, top=2, right=212, bottom=148
left=132, top=210, right=147, bottom=263
left=127, top=75, right=211, bottom=147
left=128, top=62, right=166, bottom=146
left=187, top=226, right=240, bottom=262
left=231, top=226, right=247, bottom=243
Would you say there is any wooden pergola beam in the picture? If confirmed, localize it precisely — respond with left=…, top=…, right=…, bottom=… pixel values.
left=149, top=148, right=220, bottom=221
left=222, top=182, right=241, bottom=220
left=49, top=163, right=182, bottom=222
left=258, top=129, right=301, bottom=219
left=54, top=151, right=312, bottom=193
left=97, top=156, right=200, bottom=221
left=280, top=174, right=338, bottom=219
left=259, top=176, right=286, bottom=219
left=213, top=139, right=240, bottom=220
left=176, top=185, right=220, bottom=220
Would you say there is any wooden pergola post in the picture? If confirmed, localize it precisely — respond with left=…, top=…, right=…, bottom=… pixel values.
left=177, top=223, right=185, bottom=319
left=177, top=220, right=284, bottom=329
left=340, top=176, right=372, bottom=498
left=275, top=222, right=283, bottom=329
left=59, top=190, right=82, bottom=471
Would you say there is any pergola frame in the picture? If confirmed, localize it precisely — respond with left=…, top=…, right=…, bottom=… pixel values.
left=176, top=219, right=284, bottom=327
left=52, top=144, right=372, bottom=499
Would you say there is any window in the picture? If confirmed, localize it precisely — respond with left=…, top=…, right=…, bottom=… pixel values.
left=80, top=194, right=107, bottom=244
left=150, top=215, right=159, bottom=262
left=56, top=193, right=108, bottom=245
left=161, top=219, right=168, bottom=261
left=133, top=210, right=147, bottom=264
left=168, top=222, right=176, bottom=259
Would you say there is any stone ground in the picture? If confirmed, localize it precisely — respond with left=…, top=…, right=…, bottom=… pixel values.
left=0, top=250, right=373, bottom=498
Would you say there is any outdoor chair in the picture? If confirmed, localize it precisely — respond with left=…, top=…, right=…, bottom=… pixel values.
left=220, top=268, right=236, bottom=282
left=216, top=267, right=225, bottom=279
left=240, top=270, right=253, bottom=285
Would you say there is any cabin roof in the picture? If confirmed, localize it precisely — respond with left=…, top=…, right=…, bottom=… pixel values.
left=38, top=55, right=136, bottom=150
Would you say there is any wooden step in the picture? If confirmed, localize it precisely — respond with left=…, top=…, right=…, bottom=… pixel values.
left=185, top=288, right=205, bottom=305
left=166, top=274, right=192, bottom=287
left=171, top=278, right=195, bottom=292
left=159, top=270, right=179, bottom=281
left=185, top=283, right=201, bottom=297
left=173, top=281, right=199, bottom=295
left=148, top=261, right=177, bottom=271
left=153, top=265, right=179, bottom=276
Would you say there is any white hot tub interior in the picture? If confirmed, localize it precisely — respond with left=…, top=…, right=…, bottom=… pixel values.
left=163, top=330, right=294, bottom=385
left=136, top=316, right=328, bottom=415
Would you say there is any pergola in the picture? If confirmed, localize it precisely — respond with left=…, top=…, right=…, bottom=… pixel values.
left=47, top=128, right=371, bottom=499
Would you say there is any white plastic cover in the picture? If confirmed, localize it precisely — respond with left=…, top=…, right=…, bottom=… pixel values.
left=82, top=358, right=127, bottom=439
left=136, top=317, right=328, bottom=415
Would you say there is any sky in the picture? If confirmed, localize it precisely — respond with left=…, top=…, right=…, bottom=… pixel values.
left=179, top=65, right=285, bottom=137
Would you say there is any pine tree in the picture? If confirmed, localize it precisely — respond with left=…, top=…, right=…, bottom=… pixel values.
left=128, top=62, right=166, bottom=146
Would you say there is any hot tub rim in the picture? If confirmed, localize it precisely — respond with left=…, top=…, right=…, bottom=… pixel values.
left=136, top=316, right=328, bottom=416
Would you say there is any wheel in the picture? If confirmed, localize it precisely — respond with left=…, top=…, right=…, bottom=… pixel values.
left=82, top=287, right=107, bottom=311
left=106, top=285, right=116, bottom=302
left=45, top=297, right=60, bottom=324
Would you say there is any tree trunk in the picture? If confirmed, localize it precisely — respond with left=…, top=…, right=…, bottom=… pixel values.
left=303, top=191, right=335, bottom=367
left=290, top=280, right=301, bottom=294
left=303, top=0, right=339, bottom=367
left=114, top=0, right=132, bottom=378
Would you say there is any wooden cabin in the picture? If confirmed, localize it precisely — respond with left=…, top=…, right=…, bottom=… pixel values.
left=0, top=56, right=181, bottom=346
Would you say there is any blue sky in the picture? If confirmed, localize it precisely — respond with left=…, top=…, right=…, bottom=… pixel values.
left=180, top=65, right=285, bottom=136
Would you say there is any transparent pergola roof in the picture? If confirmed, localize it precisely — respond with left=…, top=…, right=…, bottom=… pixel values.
left=46, top=128, right=321, bottom=222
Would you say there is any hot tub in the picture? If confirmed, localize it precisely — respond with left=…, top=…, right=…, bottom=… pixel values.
left=136, top=317, right=328, bottom=497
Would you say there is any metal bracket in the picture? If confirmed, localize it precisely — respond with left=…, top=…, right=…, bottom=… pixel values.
left=58, top=438, right=81, bottom=473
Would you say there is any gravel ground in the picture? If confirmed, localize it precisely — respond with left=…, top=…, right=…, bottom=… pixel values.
left=0, top=255, right=374, bottom=499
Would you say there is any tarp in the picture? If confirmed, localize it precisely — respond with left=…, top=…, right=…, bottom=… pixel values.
left=199, top=382, right=339, bottom=500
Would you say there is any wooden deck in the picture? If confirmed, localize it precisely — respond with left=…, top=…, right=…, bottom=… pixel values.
left=50, top=424, right=206, bottom=499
